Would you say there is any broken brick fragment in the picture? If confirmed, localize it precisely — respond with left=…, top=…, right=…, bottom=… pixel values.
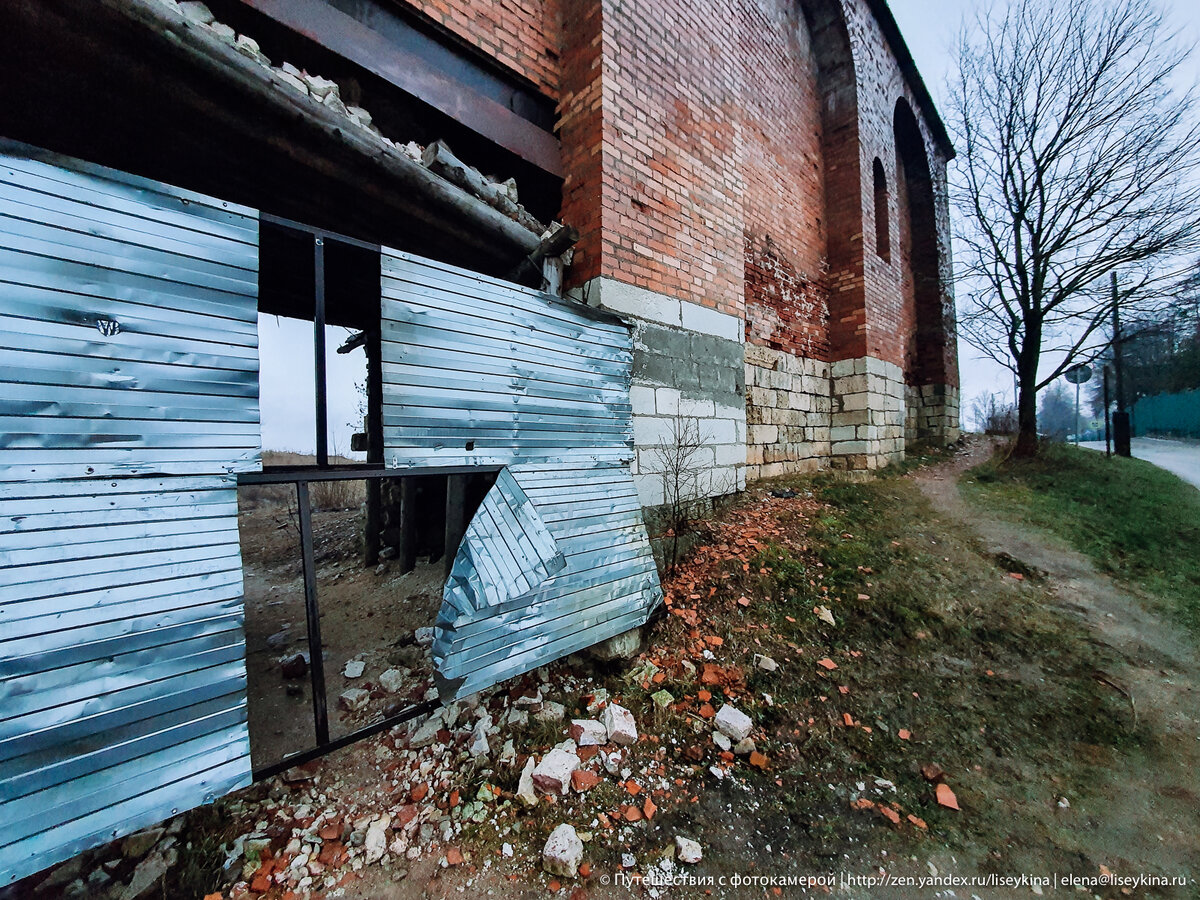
left=571, top=769, right=601, bottom=792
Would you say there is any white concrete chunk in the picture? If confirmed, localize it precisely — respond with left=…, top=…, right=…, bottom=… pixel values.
left=408, top=713, right=442, bottom=748
left=675, top=835, right=703, bottom=864
left=468, top=714, right=491, bottom=758
left=378, top=668, right=408, bottom=693
left=532, top=747, right=580, bottom=795
left=569, top=719, right=608, bottom=746
left=713, top=704, right=753, bottom=742
left=601, top=703, right=638, bottom=746
left=533, top=700, right=565, bottom=723
left=542, top=824, right=584, bottom=877
left=516, top=757, right=538, bottom=807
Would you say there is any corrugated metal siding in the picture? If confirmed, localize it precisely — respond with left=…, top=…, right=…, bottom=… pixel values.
left=443, top=468, right=565, bottom=619
left=0, top=143, right=260, bottom=884
left=380, top=250, right=662, bottom=699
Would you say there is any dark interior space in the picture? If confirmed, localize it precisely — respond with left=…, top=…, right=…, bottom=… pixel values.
left=0, top=0, right=560, bottom=277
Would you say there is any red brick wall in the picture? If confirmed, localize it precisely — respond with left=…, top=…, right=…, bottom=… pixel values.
left=741, top=0, right=831, bottom=359
left=557, top=0, right=604, bottom=285
left=842, top=0, right=958, bottom=388
left=396, top=0, right=563, bottom=98
left=593, top=0, right=744, bottom=318
left=556, top=0, right=958, bottom=385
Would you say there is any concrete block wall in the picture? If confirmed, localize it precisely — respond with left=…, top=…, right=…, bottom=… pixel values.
left=745, top=344, right=831, bottom=480
left=829, top=356, right=906, bottom=470
left=578, top=277, right=747, bottom=508
left=905, top=383, right=961, bottom=446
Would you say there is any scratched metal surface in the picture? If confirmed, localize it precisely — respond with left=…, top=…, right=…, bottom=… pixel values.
left=0, top=142, right=259, bottom=884
left=442, top=468, right=565, bottom=619
left=380, top=251, right=662, bottom=699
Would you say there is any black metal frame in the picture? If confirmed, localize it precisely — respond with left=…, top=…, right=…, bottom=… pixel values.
left=245, top=212, right=500, bottom=780
left=243, top=464, right=500, bottom=781
left=260, top=211, right=381, bottom=471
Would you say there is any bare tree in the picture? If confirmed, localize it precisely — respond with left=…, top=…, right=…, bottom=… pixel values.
left=647, top=417, right=708, bottom=573
left=969, top=391, right=1018, bottom=434
left=950, top=0, right=1200, bottom=455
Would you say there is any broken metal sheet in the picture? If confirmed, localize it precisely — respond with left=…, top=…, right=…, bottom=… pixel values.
left=380, top=250, right=663, bottom=700
left=433, top=461, right=661, bottom=698
left=0, top=142, right=259, bottom=884
left=442, top=468, right=565, bottom=618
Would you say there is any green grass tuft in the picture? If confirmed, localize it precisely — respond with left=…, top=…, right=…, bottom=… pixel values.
left=963, top=442, right=1200, bottom=632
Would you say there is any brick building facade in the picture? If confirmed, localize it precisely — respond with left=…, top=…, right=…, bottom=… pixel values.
left=560, top=0, right=960, bottom=501
left=4, top=0, right=958, bottom=513
left=320, top=0, right=961, bottom=505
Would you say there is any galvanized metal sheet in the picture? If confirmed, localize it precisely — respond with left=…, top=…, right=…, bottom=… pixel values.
left=443, top=468, right=565, bottom=619
left=0, top=142, right=259, bottom=884
left=380, top=250, right=662, bottom=700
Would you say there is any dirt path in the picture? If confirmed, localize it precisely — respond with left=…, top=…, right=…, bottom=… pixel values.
left=912, top=438, right=1200, bottom=886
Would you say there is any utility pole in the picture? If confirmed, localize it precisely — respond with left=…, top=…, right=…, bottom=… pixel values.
left=1103, top=364, right=1112, bottom=458
left=1111, top=272, right=1132, bottom=457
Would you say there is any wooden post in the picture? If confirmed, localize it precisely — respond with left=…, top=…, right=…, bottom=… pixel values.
left=398, top=477, right=417, bottom=575
left=444, top=474, right=468, bottom=578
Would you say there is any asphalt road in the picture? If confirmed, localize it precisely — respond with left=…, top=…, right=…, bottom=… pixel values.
left=1078, top=436, right=1200, bottom=490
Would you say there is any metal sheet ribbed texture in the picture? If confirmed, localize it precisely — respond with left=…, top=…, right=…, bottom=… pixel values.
left=0, top=143, right=259, bottom=884
left=443, top=468, right=565, bottom=619
left=380, top=250, right=662, bottom=699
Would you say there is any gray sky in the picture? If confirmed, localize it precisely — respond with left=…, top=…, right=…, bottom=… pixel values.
left=258, top=314, right=365, bottom=457
left=889, top=0, right=1200, bottom=422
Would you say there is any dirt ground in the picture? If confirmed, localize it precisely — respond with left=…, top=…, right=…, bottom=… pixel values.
left=237, top=494, right=443, bottom=770
left=18, top=440, right=1200, bottom=899
left=915, top=438, right=1200, bottom=889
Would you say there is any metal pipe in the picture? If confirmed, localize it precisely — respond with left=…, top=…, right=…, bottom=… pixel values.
left=296, top=482, right=330, bottom=746
left=1104, top=365, right=1112, bottom=457
left=252, top=698, right=437, bottom=781
left=314, top=236, right=328, bottom=467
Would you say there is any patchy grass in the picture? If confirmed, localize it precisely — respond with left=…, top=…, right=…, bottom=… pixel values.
left=639, top=468, right=1147, bottom=877
left=963, top=442, right=1200, bottom=632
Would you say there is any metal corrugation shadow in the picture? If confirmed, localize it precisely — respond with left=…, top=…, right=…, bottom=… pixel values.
left=380, top=250, right=663, bottom=701
left=0, top=141, right=259, bottom=884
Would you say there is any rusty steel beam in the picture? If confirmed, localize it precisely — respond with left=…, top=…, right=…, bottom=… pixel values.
left=237, top=0, right=563, bottom=176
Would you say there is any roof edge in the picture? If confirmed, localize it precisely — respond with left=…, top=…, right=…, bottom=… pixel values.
left=864, top=0, right=956, bottom=160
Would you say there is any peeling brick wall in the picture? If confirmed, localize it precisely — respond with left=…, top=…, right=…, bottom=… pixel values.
left=396, top=0, right=563, bottom=99
left=447, top=0, right=961, bottom=477
left=744, top=235, right=829, bottom=360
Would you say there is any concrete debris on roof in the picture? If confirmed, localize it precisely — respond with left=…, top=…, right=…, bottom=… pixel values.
left=150, top=0, right=549, bottom=238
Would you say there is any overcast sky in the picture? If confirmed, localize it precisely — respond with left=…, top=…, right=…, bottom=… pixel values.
left=259, top=315, right=366, bottom=457
left=889, top=0, right=1200, bottom=421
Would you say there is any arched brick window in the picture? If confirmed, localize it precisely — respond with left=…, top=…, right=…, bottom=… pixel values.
left=872, top=157, right=890, bottom=261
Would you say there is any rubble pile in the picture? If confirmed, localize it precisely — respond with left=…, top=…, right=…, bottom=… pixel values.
left=205, top=659, right=756, bottom=896
left=30, top=490, right=850, bottom=898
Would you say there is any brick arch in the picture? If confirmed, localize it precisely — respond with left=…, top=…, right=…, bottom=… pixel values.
left=893, top=97, right=943, bottom=388
left=798, top=0, right=864, bottom=361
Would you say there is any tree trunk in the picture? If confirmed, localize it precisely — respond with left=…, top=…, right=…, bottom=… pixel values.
left=1012, top=324, right=1041, bottom=457
left=1013, top=378, right=1039, bottom=456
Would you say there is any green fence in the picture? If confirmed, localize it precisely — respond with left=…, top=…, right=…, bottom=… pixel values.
left=1133, top=388, right=1200, bottom=439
